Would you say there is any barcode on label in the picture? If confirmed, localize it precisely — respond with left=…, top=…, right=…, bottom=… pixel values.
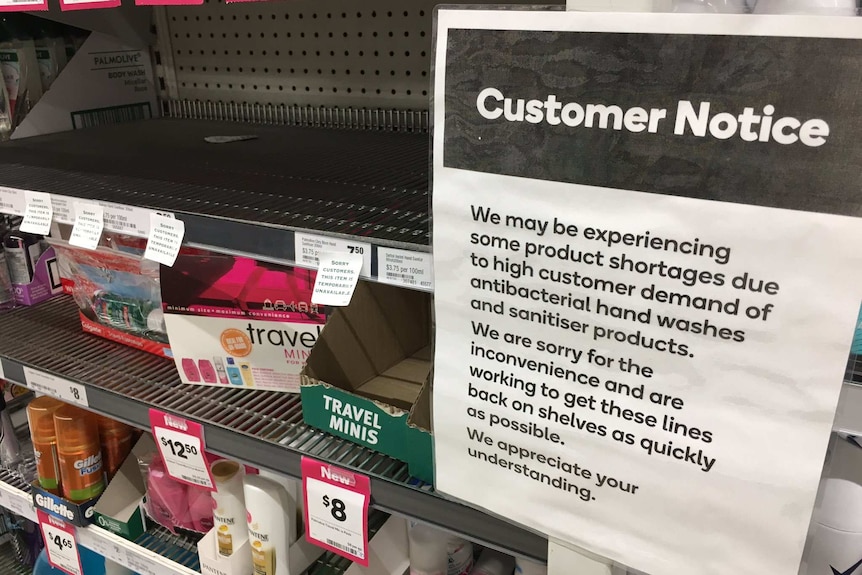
left=326, top=538, right=363, bottom=558
left=388, top=273, right=417, bottom=283
left=71, top=103, right=152, bottom=130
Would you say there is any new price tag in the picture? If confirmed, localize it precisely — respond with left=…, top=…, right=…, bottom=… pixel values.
left=301, top=457, right=371, bottom=566
left=38, top=510, right=83, bottom=575
left=149, top=409, right=214, bottom=490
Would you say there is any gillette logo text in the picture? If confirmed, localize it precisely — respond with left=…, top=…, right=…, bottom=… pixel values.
left=74, top=453, right=102, bottom=476
left=35, top=494, right=75, bottom=521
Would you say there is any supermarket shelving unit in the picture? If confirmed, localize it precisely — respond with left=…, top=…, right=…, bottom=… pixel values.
left=3, top=1, right=861, bottom=573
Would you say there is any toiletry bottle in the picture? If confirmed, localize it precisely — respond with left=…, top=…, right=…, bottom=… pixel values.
left=239, top=362, right=255, bottom=387
left=3, top=227, right=44, bottom=285
left=448, top=536, right=474, bottom=575
left=0, top=395, right=21, bottom=469
left=198, top=360, right=217, bottom=384
left=26, top=396, right=63, bottom=495
left=244, top=474, right=296, bottom=575
left=409, top=522, right=449, bottom=575
left=469, top=550, right=515, bottom=575
left=214, top=357, right=228, bottom=384
left=515, top=556, right=547, bottom=575
left=212, top=459, right=247, bottom=557
left=54, top=404, right=104, bottom=502
left=181, top=358, right=201, bottom=382
left=226, top=358, right=243, bottom=386
left=96, top=415, right=133, bottom=481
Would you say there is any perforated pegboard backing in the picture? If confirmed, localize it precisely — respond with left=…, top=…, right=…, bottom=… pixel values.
left=161, top=0, right=555, bottom=110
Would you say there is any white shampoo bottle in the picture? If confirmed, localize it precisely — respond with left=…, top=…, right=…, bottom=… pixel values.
left=244, top=474, right=297, bottom=575
left=211, top=459, right=247, bottom=557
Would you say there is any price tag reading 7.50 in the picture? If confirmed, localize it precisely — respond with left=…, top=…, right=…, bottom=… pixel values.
left=149, top=409, right=215, bottom=490
left=301, top=457, right=371, bottom=567
left=38, top=510, right=83, bottom=575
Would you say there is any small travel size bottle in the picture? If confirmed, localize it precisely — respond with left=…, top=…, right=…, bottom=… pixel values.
left=26, top=396, right=64, bottom=495
left=54, top=405, right=104, bottom=502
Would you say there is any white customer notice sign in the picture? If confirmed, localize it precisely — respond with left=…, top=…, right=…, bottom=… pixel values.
left=431, top=10, right=862, bottom=575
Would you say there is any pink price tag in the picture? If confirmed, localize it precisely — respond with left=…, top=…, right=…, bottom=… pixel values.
left=149, top=409, right=215, bottom=490
left=302, top=457, right=371, bottom=567
left=38, top=510, right=83, bottom=575
left=58, top=0, right=119, bottom=11
left=0, top=0, right=47, bottom=12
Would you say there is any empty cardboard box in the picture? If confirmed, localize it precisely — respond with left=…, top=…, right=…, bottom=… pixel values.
left=300, top=281, right=434, bottom=484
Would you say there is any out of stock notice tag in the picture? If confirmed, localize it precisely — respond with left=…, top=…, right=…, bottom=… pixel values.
left=20, top=191, right=53, bottom=235
left=295, top=232, right=372, bottom=277
left=68, top=203, right=104, bottom=250
left=143, top=213, right=184, bottom=266
left=38, top=510, right=83, bottom=575
left=311, top=251, right=363, bottom=306
left=302, top=457, right=370, bottom=567
left=150, top=409, right=214, bottom=490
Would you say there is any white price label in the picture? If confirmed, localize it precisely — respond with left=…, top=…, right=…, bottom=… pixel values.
left=97, top=201, right=174, bottom=238
left=311, top=251, right=364, bottom=306
left=124, top=550, right=158, bottom=575
left=39, top=511, right=83, bottom=575
left=0, top=187, right=26, bottom=216
left=20, top=191, right=53, bottom=235
left=69, top=203, right=104, bottom=250
left=150, top=410, right=214, bottom=490
left=51, top=195, right=75, bottom=226
left=143, top=214, right=185, bottom=267
left=295, top=232, right=372, bottom=277
left=378, top=248, right=434, bottom=290
left=23, top=367, right=88, bottom=407
left=10, top=491, right=36, bottom=521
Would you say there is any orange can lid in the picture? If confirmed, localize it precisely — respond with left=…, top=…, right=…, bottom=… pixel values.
left=54, top=404, right=100, bottom=452
left=27, top=396, right=64, bottom=442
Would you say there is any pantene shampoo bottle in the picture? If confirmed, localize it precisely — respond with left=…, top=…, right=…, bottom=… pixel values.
left=211, top=459, right=247, bottom=557
left=244, top=474, right=296, bottom=575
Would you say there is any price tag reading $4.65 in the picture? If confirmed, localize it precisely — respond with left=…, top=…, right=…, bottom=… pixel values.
left=149, top=409, right=215, bottom=490
left=301, top=457, right=371, bottom=566
left=38, top=510, right=83, bottom=575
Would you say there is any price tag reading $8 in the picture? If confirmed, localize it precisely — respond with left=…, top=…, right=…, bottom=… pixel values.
left=301, top=457, right=371, bottom=567
left=149, top=409, right=215, bottom=490
left=38, top=510, right=83, bottom=575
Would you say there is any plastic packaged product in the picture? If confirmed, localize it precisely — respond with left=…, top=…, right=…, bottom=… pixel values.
left=515, top=556, right=547, bottom=575
left=409, top=522, right=449, bottom=575
left=27, top=396, right=64, bottom=495
left=3, top=227, right=43, bottom=285
left=0, top=394, right=21, bottom=468
left=448, top=536, right=474, bottom=575
left=244, top=474, right=297, bottom=575
left=96, top=415, right=133, bottom=481
left=212, top=459, right=247, bottom=557
left=469, top=550, right=515, bottom=575
left=0, top=224, right=15, bottom=309
left=53, top=404, right=104, bottom=502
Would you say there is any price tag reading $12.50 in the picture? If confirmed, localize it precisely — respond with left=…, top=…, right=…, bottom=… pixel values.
left=302, top=457, right=371, bottom=566
left=150, top=409, right=215, bottom=490
left=38, top=510, right=83, bottom=575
